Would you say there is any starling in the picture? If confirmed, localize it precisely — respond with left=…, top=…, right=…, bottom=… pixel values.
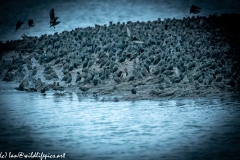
left=16, top=21, right=24, bottom=31
left=131, top=88, right=137, bottom=94
left=49, top=8, right=60, bottom=28
left=92, top=74, right=99, bottom=86
left=28, top=19, right=34, bottom=28
left=190, top=5, right=201, bottom=14
left=52, top=82, right=64, bottom=93
left=75, top=72, right=82, bottom=83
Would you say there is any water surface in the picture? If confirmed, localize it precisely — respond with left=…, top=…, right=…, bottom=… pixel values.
left=0, top=81, right=240, bottom=160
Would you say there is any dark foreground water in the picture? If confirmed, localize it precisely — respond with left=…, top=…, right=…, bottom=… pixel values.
left=0, top=81, right=240, bottom=160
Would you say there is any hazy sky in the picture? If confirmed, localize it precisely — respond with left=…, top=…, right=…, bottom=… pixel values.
left=0, top=0, right=240, bottom=42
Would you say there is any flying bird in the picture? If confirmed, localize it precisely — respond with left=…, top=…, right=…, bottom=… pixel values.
left=49, top=8, right=60, bottom=28
left=15, top=21, right=24, bottom=31
left=28, top=19, right=34, bottom=28
left=190, top=5, right=201, bottom=14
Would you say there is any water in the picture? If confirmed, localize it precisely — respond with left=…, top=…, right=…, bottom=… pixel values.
left=0, top=81, right=240, bottom=160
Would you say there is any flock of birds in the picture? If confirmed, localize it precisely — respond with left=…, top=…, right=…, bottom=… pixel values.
left=13, top=4, right=202, bottom=95
left=15, top=8, right=60, bottom=31
left=15, top=5, right=201, bottom=32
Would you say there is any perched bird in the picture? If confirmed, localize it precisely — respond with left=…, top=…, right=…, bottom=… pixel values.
left=85, top=72, right=94, bottom=84
left=52, top=82, right=65, bottom=93
left=112, top=65, right=118, bottom=73
left=49, top=8, right=60, bottom=28
left=119, top=55, right=126, bottom=63
left=116, top=71, right=123, bottom=78
left=88, top=59, right=94, bottom=68
left=128, top=75, right=135, bottom=82
left=173, top=67, right=181, bottom=78
left=61, top=73, right=71, bottom=83
left=190, top=5, right=201, bottom=14
left=40, top=87, right=46, bottom=93
left=75, top=72, right=82, bottom=83
left=92, top=74, right=99, bottom=86
left=114, top=76, right=121, bottom=84
left=131, top=88, right=137, bottom=94
left=82, top=59, right=89, bottom=68
left=16, top=21, right=24, bottom=31
left=143, top=62, right=150, bottom=73
left=28, top=19, right=34, bottom=28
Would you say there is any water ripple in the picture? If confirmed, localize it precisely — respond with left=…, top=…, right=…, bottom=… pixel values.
left=0, top=81, right=240, bottom=159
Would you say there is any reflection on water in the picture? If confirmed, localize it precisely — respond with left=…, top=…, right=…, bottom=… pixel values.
left=0, top=82, right=240, bottom=160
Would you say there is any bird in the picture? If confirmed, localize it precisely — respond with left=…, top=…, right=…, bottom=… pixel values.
left=128, top=75, right=135, bottom=82
left=141, top=66, right=149, bottom=76
left=92, top=74, right=99, bottom=86
left=16, top=21, right=24, bottom=31
left=50, top=18, right=60, bottom=28
left=66, top=75, right=72, bottom=84
left=112, top=65, right=118, bottom=73
left=119, top=54, right=126, bottom=63
left=85, top=72, right=94, bottom=84
left=52, top=82, right=65, bottom=93
left=28, top=19, right=34, bottom=28
left=49, top=8, right=60, bottom=28
left=82, top=59, right=89, bottom=68
left=40, top=87, right=46, bottom=93
left=75, top=72, right=82, bottom=83
left=190, top=5, right=201, bottom=14
left=116, top=71, right=123, bottom=77
left=49, top=8, right=58, bottom=23
left=173, top=67, right=181, bottom=78
left=114, top=76, right=121, bottom=84
left=143, top=62, right=150, bottom=73
left=61, top=73, right=71, bottom=82
left=87, top=59, right=94, bottom=68
left=131, top=88, right=137, bottom=94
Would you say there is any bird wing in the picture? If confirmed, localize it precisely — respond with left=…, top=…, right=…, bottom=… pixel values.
left=190, top=5, right=201, bottom=14
left=54, top=17, right=58, bottom=21
left=193, top=5, right=201, bottom=10
left=49, top=8, right=55, bottom=21
left=191, top=10, right=200, bottom=14
left=50, top=21, right=60, bottom=27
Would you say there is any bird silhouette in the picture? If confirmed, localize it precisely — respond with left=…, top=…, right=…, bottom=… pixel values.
left=28, top=19, right=34, bottom=28
left=15, top=21, right=24, bottom=31
left=190, top=5, right=201, bottom=14
left=75, top=72, right=82, bottom=83
left=131, top=88, right=137, bottom=94
left=49, top=8, right=60, bottom=28
left=92, top=74, right=99, bottom=86
left=52, top=82, right=65, bottom=93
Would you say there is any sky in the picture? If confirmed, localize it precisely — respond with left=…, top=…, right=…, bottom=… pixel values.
left=0, top=0, right=240, bottom=43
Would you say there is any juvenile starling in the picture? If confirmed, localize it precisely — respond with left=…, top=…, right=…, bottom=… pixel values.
left=16, top=21, right=24, bottom=31
left=190, top=5, right=201, bottom=14
left=28, top=19, right=34, bottom=28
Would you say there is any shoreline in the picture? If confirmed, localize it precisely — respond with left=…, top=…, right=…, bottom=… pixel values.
left=0, top=80, right=239, bottom=102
